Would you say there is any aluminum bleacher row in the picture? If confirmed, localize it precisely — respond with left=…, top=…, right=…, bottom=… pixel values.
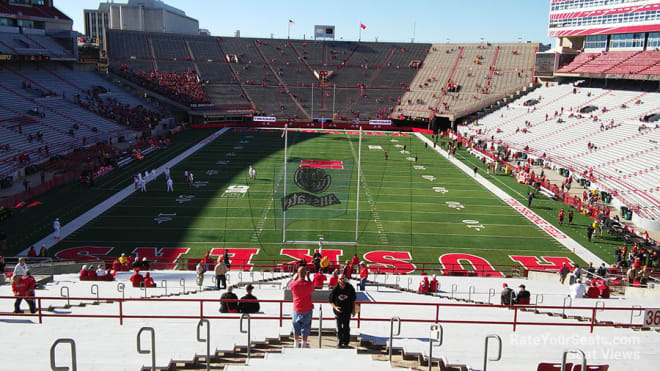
left=398, top=42, right=537, bottom=120
left=557, top=51, right=660, bottom=75
left=462, top=83, right=660, bottom=220
left=0, top=31, right=73, bottom=59
left=105, top=30, right=430, bottom=120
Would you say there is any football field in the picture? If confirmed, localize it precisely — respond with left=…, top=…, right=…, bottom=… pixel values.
left=48, top=128, right=585, bottom=273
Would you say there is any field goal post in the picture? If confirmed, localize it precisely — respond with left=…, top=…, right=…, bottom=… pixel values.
left=281, top=125, right=363, bottom=246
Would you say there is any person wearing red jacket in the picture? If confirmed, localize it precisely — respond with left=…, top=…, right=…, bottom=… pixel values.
left=143, top=272, right=156, bottom=288
left=112, top=259, right=122, bottom=274
left=313, top=271, right=326, bottom=288
left=429, top=275, right=439, bottom=292
left=79, top=265, right=89, bottom=281
left=418, top=276, right=429, bottom=294
left=350, top=254, right=360, bottom=269
left=586, top=282, right=600, bottom=298
left=328, top=269, right=340, bottom=288
left=12, top=274, right=37, bottom=313
left=359, top=262, right=368, bottom=291
left=130, top=269, right=144, bottom=287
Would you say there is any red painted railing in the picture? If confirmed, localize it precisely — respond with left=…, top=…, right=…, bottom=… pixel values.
left=0, top=295, right=647, bottom=334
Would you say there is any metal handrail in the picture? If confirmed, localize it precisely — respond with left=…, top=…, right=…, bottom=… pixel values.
left=389, top=316, right=401, bottom=365
left=60, top=286, right=70, bottom=308
left=562, top=296, right=572, bottom=317
left=535, top=293, right=544, bottom=305
left=407, top=277, right=413, bottom=289
left=562, top=349, right=586, bottom=371
left=179, top=278, right=186, bottom=294
left=468, top=285, right=476, bottom=302
left=50, top=338, right=77, bottom=371
left=428, top=324, right=443, bottom=371
left=141, top=285, right=148, bottom=298
left=488, top=288, right=496, bottom=304
left=90, top=284, right=99, bottom=304
left=117, top=283, right=125, bottom=300
left=318, top=305, right=323, bottom=349
left=160, top=280, right=167, bottom=296
left=630, top=305, right=643, bottom=324
left=595, top=301, right=605, bottom=312
left=137, top=327, right=156, bottom=371
left=240, top=314, right=251, bottom=363
left=450, top=283, right=458, bottom=298
left=196, top=319, right=210, bottom=371
left=483, top=334, right=502, bottom=371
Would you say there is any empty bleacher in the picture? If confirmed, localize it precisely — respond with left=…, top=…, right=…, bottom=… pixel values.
left=0, top=32, right=73, bottom=59
left=556, top=51, right=660, bottom=76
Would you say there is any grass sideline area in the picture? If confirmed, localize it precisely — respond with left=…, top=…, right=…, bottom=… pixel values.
left=0, top=128, right=218, bottom=255
left=3, top=127, right=600, bottom=273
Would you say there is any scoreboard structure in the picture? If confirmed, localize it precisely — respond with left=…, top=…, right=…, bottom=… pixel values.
left=314, top=25, right=336, bottom=40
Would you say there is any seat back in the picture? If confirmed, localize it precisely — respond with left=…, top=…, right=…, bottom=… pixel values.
left=573, top=365, right=609, bottom=371
left=537, top=362, right=572, bottom=371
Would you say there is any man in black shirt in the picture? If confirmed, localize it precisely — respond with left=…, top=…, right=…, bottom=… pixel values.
left=238, top=284, right=260, bottom=313
left=329, top=274, right=356, bottom=348
left=219, top=286, right=239, bottom=313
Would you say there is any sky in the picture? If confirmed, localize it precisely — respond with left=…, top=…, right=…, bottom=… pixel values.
left=56, top=0, right=555, bottom=45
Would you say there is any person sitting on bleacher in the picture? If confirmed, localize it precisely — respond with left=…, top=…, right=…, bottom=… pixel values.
left=220, top=287, right=239, bottom=313
left=429, top=275, right=439, bottom=292
left=238, top=284, right=260, bottom=314
left=130, top=268, right=144, bottom=287
left=501, top=283, right=515, bottom=305
left=585, top=282, right=600, bottom=299
left=86, top=265, right=97, bottom=281
left=569, top=281, right=586, bottom=299
left=328, top=269, right=340, bottom=288
left=79, top=265, right=89, bottom=281
left=143, top=272, right=156, bottom=288
left=313, top=271, right=326, bottom=288
left=96, top=265, right=107, bottom=280
left=418, top=276, right=429, bottom=294
left=596, top=280, right=610, bottom=299
left=515, top=284, right=530, bottom=304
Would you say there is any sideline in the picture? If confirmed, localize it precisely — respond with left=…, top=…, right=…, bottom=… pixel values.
left=414, top=133, right=605, bottom=266
left=22, top=128, right=232, bottom=255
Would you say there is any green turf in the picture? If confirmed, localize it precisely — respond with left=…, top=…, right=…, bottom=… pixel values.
left=22, top=128, right=593, bottom=272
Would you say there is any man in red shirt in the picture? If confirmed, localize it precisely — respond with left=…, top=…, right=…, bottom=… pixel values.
left=429, top=275, right=439, bottom=292
left=130, top=268, right=144, bottom=287
left=289, top=266, right=314, bottom=348
left=418, top=276, right=429, bottom=294
left=12, top=274, right=37, bottom=313
left=585, top=282, right=600, bottom=299
left=313, top=271, right=326, bottom=288
left=143, top=272, right=156, bottom=288
left=359, top=262, right=368, bottom=291
left=328, top=269, right=340, bottom=288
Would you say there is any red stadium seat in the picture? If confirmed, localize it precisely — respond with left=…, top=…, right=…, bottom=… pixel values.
left=537, top=362, right=572, bottom=371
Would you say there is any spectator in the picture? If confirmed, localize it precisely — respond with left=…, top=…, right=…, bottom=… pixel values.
left=342, top=260, right=353, bottom=279
left=13, top=257, right=28, bottom=277
left=328, top=269, right=340, bottom=288
left=214, top=257, right=228, bottom=290
left=501, top=283, right=515, bottom=305
left=329, top=274, right=356, bottom=348
left=129, top=268, right=144, bottom=287
left=597, top=263, right=607, bottom=278
left=143, top=272, right=156, bottom=288
left=79, top=264, right=89, bottom=280
left=429, top=275, right=439, bottom=292
left=289, top=266, right=314, bottom=348
left=223, top=249, right=231, bottom=269
left=595, top=280, right=610, bottom=298
left=516, top=284, right=530, bottom=304
left=585, top=282, right=600, bottom=298
left=587, top=224, right=595, bottom=242
left=87, top=265, right=97, bottom=281
left=358, top=261, right=368, bottom=291
left=238, top=284, right=260, bottom=313
left=313, top=271, right=326, bottom=288
left=38, top=245, right=47, bottom=258
left=12, top=274, right=36, bottom=313
left=320, top=255, right=330, bottom=273
left=350, top=254, right=360, bottom=269
left=219, top=287, right=239, bottom=313
left=569, top=281, right=586, bottom=299
left=96, top=265, right=107, bottom=279
left=196, top=262, right=205, bottom=287
left=418, top=276, right=429, bottom=294
left=27, top=246, right=37, bottom=258
left=558, top=263, right=569, bottom=284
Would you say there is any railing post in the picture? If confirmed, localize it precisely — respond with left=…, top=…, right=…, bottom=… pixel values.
left=630, top=305, right=642, bottom=324
left=279, top=301, right=283, bottom=327
left=468, top=285, right=475, bottom=302
left=240, top=314, right=251, bottom=363
left=90, top=284, right=99, bottom=304
left=117, top=282, right=125, bottom=300
left=407, top=277, right=412, bottom=290
left=60, top=286, right=70, bottom=308
left=389, top=316, right=401, bottom=365
left=488, top=288, right=496, bottom=304
left=142, top=285, right=148, bottom=298
left=318, top=305, right=323, bottom=348
left=450, top=284, right=457, bottom=298
left=534, top=293, right=544, bottom=305
left=197, top=319, right=210, bottom=371
left=435, top=304, right=439, bottom=322
left=37, top=298, right=43, bottom=324
left=50, top=338, right=77, bottom=371
left=137, top=327, right=156, bottom=371
left=562, top=297, right=572, bottom=318
left=483, top=334, right=502, bottom=371
left=428, top=324, right=443, bottom=371
left=562, top=349, right=586, bottom=371
left=180, top=278, right=186, bottom=294
left=119, top=300, right=123, bottom=325
left=161, top=280, right=167, bottom=296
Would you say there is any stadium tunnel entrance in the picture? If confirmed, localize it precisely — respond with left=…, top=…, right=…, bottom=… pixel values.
left=431, top=116, right=454, bottom=132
